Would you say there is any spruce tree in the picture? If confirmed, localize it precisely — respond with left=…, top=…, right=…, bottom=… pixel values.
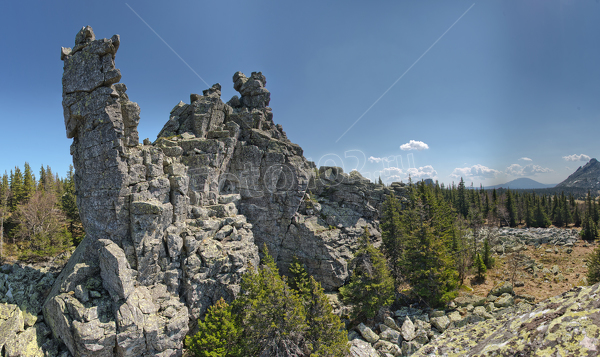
left=574, top=205, right=582, bottom=227
left=400, top=185, right=459, bottom=307
left=295, top=273, right=349, bottom=356
left=340, top=227, right=395, bottom=320
left=586, top=245, right=600, bottom=285
left=62, top=165, right=81, bottom=244
left=186, top=298, right=242, bottom=357
left=22, top=162, right=36, bottom=202
left=456, top=178, right=468, bottom=219
left=10, top=168, right=23, bottom=209
left=380, top=193, right=404, bottom=284
left=482, top=238, right=494, bottom=269
left=505, top=189, right=517, bottom=227
left=474, top=253, right=487, bottom=281
left=234, top=247, right=307, bottom=356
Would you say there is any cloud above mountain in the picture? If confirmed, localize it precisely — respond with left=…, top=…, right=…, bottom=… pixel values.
left=400, top=140, right=429, bottom=151
left=563, top=154, right=591, bottom=162
left=451, top=164, right=499, bottom=179
left=519, top=157, right=532, bottom=162
left=506, top=164, right=553, bottom=176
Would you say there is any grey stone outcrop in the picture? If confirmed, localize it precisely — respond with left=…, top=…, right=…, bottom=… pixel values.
left=45, top=26, right=402, bottom=356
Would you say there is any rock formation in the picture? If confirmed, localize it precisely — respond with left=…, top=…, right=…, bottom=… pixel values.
left=555, top=157, right=600, bottom=190
left=44, top=26, right=398, bottom=356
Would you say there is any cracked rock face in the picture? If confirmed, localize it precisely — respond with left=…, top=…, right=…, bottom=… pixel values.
left=45, top=26, right=402, bottom=356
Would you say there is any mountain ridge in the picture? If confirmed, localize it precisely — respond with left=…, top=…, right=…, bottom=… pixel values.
left=485, top=177, right=555, bottom=190
left=555, top=158, right=600, bottom=190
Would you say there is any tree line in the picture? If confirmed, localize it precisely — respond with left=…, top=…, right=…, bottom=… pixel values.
left=0, top=163, right=82, bottom=260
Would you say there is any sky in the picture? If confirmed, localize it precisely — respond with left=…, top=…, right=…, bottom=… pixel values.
left=1, top=0, right=599, bottom=187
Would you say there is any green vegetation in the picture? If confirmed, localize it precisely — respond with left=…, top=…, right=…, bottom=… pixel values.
left=186, top=247, right=348, bottom=357
left=474, top=253, right=487, bottom=281
left=0, top=163, right=82, bottom=261
left=377, top=178, right=598, bottom=308
left=586, top=245, right=600, bottom=285
left=185, top=298, right=242, bottom=357
left=339, top=227, right=395, bottom=319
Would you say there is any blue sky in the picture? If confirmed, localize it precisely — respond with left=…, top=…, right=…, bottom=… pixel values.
left=1, top=0, right=599, bottom=187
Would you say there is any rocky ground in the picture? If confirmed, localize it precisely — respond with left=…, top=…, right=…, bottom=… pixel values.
left=0, top=262, right=70, bottom=356
left=347, top=227, right=598, bottom=356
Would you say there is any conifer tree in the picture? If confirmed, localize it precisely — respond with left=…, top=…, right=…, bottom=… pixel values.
left=400, top=185, right=459, bottom=307
left=586, top=245, right=600, bottom=285
left=22, top=162, right=36, bottom=202
left=574, top=205, right=582, bottom=227
left=534, top=199, right=551, bottom=228
left=186, top=297, right=242, bottom=357
left=62, top=165, right=81, bottom=244
left=340, top=227, right=395, bottom=320
left=234, top=247, right=307, bottom=356
left=288, top=256, right=310, bottom=297
left=38, top=165, right=47, bottom=192
left=456, top=178, right=468, bottom=219
left=505, top=189, right=517, bottom=227
left=10, top=168, right=23, bottom=209
left=482, top=238, right=494, bottom=269
left=289, top=261, right=348, bottom=357
left=380, top=193, right=404, bottom=284
left=474, top=253, right=487, bottom=281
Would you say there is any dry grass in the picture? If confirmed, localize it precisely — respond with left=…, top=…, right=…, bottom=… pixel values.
left=464, top=239, right=597, bottom=303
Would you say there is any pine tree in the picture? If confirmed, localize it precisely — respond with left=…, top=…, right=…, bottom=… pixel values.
left=62, top=165, right=81, bottom=245
left=400, top=185, right=459, bottom=307
left=0, top=172, right=8, bottom=259
left=233, top=246, right=307, bottom=356
left=288, top=256, right=310, bottom=297
left=525, top=197, right=534, bottom=227
left=340, top=227, right=395, bottom=320
left=505, top=189, right=517, bottom=227
left=38, top=165, right=47, bottom=192
left=474, top=253, right=487, bottom=281
left=586, top=245, right=600, bottom=285
left=580, top=210, right=598, bottom=241
left=22, top=162, right=36, bottom=202
left=186, top=298, right=242, bottom=357
left=482, top=238, right=494, bottom=269
left=534, top=199, right=551, bottom=228
left=581, top=191, right=599, bottom=241
left=289, top=265, right=349, bottom=357
left=380, top=193, right=404, bottom=285
left=10, top=168, right=23, bottom=209
left=456, top=178, right=468, bottom=219
left=574, top=205, right=582, bottom=227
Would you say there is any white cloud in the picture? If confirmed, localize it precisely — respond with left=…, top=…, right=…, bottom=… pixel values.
left=400, top=140, right=429, bottom=151
left=379, top=165, right=437, bottom=183
left=519, top=157, right=532, bottom=162
left=368, top=156, right=397, bottom=164
left=506, top=164, right=553, bottom=176
left=563, top=154, right=591, bottom=162
left=451, top=164, right=500, bottom=179
left=406, top=165, right=437, bottom=180
left=382, top=167, right=403, bottom=176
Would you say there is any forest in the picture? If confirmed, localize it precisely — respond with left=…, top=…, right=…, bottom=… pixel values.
left=0, top=163, right=82, bottom=261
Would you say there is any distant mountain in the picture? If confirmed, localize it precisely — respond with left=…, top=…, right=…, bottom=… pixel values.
left=555, top=158, right=600, bottom=190
left=485, top=178, right=555, bottom=190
